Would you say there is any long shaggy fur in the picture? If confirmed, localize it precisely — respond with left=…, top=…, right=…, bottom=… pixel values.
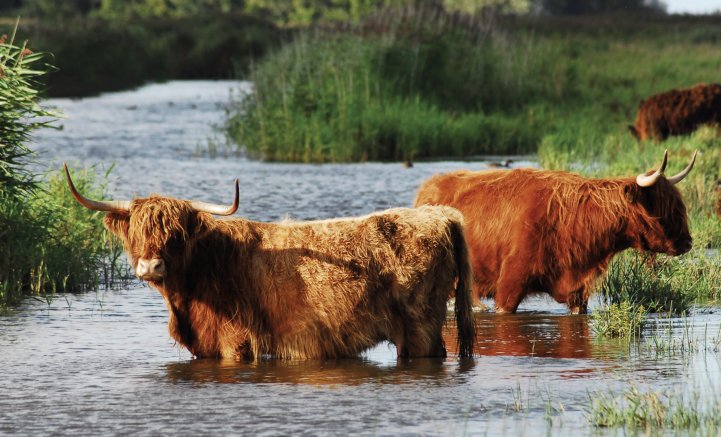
left=414, top=168, right=692, bottom=313
left=629, top=83, right=721, bottom=141
left=104, top=199, right=475, bottom=360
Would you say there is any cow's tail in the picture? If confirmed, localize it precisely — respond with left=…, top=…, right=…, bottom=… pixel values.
left=449, top=217, right=476, bottom=358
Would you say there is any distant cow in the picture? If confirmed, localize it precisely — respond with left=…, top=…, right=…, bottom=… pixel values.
left=65, top=165, right=475, bottom=360
left=414, top=151, right=696, bottom=314
left=629, top=84, right=721, bottom=141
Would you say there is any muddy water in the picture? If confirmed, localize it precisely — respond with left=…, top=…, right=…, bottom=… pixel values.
left=2, top=81, right=720, bottom=435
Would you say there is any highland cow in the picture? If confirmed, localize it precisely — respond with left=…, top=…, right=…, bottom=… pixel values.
left=629, top=84, right=721, bottom=141
left=414, top=151, right=697, bottom=314
left=65, top=165, right=475, bottom=360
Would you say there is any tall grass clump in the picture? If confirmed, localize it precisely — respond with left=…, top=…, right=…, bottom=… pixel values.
left=597, top=253, right=696, bottom=315
left=588, top=384, right=721, bottom=432
left=592, top=301, right=646, bottom=338
left=0, top=28, right=123, bottom=308
left=228, top=6, right=571, bottom=162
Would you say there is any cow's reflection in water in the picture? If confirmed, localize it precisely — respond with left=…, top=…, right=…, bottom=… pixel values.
left=164, top=313, right=599, bottom=386
left=164, top=354, right=475, bottom=386
left=444, top=313, right=594, bottom=359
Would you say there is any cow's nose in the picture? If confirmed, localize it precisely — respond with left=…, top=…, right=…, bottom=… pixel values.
left=136, top=258, right=166, bottom=280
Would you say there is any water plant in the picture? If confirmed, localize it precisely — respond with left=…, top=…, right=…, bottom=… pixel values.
left=0, top=27, right=124, bottom=308
left=591, top=301, right=646, bottom=339
left=597, top=253, right=696, bottom=315
left=588, top=384, right=721, bottom=432
left=227, top=6, right=563, bottom=162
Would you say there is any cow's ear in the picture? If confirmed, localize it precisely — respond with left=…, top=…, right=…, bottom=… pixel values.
left=186, top=211, right=208, bottom=237
left=624, top=183, right=639, bottom=203
left=104, top=212, right=130, bottom=241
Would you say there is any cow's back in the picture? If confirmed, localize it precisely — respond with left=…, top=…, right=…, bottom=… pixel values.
left=415, top=169, right=553, bottom=294
left=635, top=83, right=721, bottom=140
left=246, top=206, right=465, bottom=358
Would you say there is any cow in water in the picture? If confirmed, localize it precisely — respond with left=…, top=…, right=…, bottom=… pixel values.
left=65, top=165, right=475, bottom=360
left=414, top=151, right=696, bottom=314
left=629, top=84, right=721, bottom=141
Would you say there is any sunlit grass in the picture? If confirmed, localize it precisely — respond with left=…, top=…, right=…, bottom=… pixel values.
left=588, top=384, right=721, bottom=432
left=592, top=301, right=646, bottom=338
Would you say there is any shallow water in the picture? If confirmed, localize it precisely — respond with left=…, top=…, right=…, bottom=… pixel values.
left=3, top=80, right=720, bottom=435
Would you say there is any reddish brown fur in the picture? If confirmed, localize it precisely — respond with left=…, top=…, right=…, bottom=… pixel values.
left=630, top=83, right=721, bottom=141
left=414, top=168, right=692, bottom=313
left=104, top=198, right=475, bottom=360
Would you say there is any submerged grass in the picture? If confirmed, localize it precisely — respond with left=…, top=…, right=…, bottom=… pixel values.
left=643, top=319, right=721, bottom=355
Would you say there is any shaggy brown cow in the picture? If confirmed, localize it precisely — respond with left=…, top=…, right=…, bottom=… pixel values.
left=629, top=83, right=721, bottom=141
left=65, top=165, right=475, bottom=360
left=414, top=151, right=697, bottom=314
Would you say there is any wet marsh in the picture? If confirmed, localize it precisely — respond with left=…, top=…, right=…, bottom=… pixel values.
left=2, top=81, right=721, bottom=435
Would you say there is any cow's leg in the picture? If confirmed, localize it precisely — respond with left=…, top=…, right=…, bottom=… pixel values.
left=392, top=324, right=408, bottom=358
left=403, top=328, right=446, bottom=358
left=567, top=287, right=588, bottom=315
left=494, top=271, right=527, bottom=314
left=402, top=292, right=449, bottom=358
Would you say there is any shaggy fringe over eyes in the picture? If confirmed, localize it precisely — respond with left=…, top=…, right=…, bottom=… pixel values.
left=129, top=196, right=198, bottom=255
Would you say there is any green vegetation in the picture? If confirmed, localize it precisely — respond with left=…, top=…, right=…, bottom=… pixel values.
left=591, top=301, right=646, bottom=338
left=227, top=12, right=721, bottom=163
left=597, top=253, right=702, bottom=315
left=588, top=384, right=721, bottom=433
left=227, top=9, right=561, bottom=161
left=0, top=29, right=121, bottom=308
left=643, top=319, right=721, bottom=355
left=6, top=14, right=283, bottom=97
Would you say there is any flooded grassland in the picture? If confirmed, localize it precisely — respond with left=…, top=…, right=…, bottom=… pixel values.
left=2, top=81, right=720, bottom=436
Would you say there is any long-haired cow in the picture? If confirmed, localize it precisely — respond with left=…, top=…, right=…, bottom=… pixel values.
left=65, top=165, right=475, bottom=360
left=629, top=83, right=721, bottom=141
left=414, top=151, right=696, bottom=314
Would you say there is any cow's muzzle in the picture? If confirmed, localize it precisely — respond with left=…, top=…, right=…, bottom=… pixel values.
left=136, top=258, right=166, bottom=281
left=673, top=239, right=693, bottom=256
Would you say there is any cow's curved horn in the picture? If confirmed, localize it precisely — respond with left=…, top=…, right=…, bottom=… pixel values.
left=666, top=150, right=697, bottom=185
left=636, top=150, right=668, bottom=187
left=187, top=179, right=239, bottom=216
left=64, top=163, right=131, bottom=213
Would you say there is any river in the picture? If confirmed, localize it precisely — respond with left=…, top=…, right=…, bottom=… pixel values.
left=2, top=80, right=720, bottom=435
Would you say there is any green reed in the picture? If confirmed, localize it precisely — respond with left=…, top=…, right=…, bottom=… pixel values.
left=228, top=11, right=721, bottom=163
left=591, top=301, right=646, bottom=339
left=0, top=30, right=125, bottom=308
left=588, top=383, right=721, bottom=433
